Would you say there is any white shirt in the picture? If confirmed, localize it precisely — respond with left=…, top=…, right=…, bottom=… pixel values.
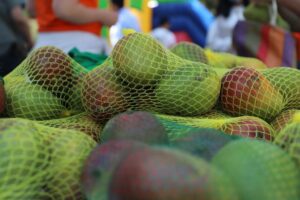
left=110, top=8, right=141, bottom=46
left=206, top=5, right=245, bottom=53
left=151, top=27, right=176, bottom=49
left=34, top=31, right=111, bottom=55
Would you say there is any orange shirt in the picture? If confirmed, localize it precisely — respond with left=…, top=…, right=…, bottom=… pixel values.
left=36, top=0, right=102, bottom=36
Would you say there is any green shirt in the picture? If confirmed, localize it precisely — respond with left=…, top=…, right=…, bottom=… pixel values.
left=0, top=0, right=23, bottom=55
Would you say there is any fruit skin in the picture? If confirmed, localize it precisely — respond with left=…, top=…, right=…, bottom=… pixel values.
left=220, top=67, right=284, bottom=121
left=81, top=140, right=148, bottom=200
left=111, top=33, right=169, bottom=85
left=220, top=116, right=275, bottom=141
left=212, top=140, right=300, bottom=200
left=109, top=147, right=238, bottom=200
left=5, top=80, right=67, bottom=120
left=81, top=65, right=130, bottom=122
left=0, top=118, right=49, bottom=199
left=44, top=128, right=96, bottom=200
left=101, top=111, right=169, bottom=144
left=155, top=63, right=221, bottom=116
left=24, top=47, right=76, bottom=91
left=170, top=128, right=238, bottom=161
left=170, top=42, right=208, bottom=63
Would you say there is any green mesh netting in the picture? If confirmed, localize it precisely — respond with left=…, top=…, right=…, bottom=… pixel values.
left=0, top=32, right=299, bottom=199
left=262, top=68, right=300, bottom=109
left=82, top=33, right=221, bottom=122
left=196, top=110, right=231, bottom=119
left=156, top=114, right=275, bottom=141
left=170, top=42, right=267, bottom=70
left=205, top=49, right=267, bottom=69
left=4, top=46, right=88, bottom=120
left=274, top=121, right=300, bottom=166
left=3, top=33, right=289, bottom=126
left=170, top=42, right=208, bottom=63
left=271, top=109, right=299, bottom=132
left=212, top=140, right=300, bottom=200
left=38, top=112, right=103, bottom=142
left=220, top=67, right=285, bottom=122
left=0, top=119, right=49, bottom=199
left=0, top=118, right=96, bottom=199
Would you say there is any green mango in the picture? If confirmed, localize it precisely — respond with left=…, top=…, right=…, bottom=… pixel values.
left=0, top=118, right=49, bottom=199
left=155, top=63, right=221, bottom=116
left=213, top=140, right=300, bottom=200
left=5, top=80, right=68, bottom=120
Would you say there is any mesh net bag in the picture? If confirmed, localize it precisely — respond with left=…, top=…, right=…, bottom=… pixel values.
left=220, top=67, right=285, bottom=122
left=270, top=109, right=299, bottom=133
left=156, top=114, right=274, bottom=141
left=274, top=119, right=300, bottom=166
left=0, top=118, right=96, bottom=199
left=81, top=33, right=221, bottom=122
left=170, top=42, right=208, bottom=63
left=0, top=118, right=49, bottom=199
left=212, top=139, right=300, bottom=200
left=109, top=147, right=239, bottom=200
left=35, top=124, right=96, bottom=200
left=200, top=110, right=231, bottom=119
left=205, top=49, right=237, bottom=69
left=3, top=46, right=88, bottom=120
left=204, top=49, right=267, bottom=69
left=262, top=68, right=300, bottom=110
left=38, top=112, right=103, bottom=142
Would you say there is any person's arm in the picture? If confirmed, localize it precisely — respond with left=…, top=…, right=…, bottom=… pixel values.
left=279, top=7, right=300, bottom=32
left=26, top=0, right=36, bottom=18
left=277, top=0, right=300, bottom=17
left=251, top=0, right=300, bottom=16
left=11, top=5, right=34, bottom=49
left=52, top=0, right=118, bottom=26
left=251, top=0, right=300, bottom=31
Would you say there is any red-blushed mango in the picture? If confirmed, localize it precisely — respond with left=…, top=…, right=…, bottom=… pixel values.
left=101, top=111, right=168, bottom=144
left=81, top=140, right=148, bottom=200
left=220, top=67, right=284, bottom=121
left=81, top=65, right=130, bottom=123
left=220, top=116, right=275, bottom=141
left=108, top=147, right=238, bottom=200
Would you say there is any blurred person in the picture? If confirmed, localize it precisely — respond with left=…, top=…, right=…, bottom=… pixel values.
left=151, top=17, right=176, bottom=49
left=109, top=0, right=141, bottom=46
left=27, top=0, right=118, bottom=54
left=251, top=0, right=300, bottom=68
left=0, top=0, right=33, bottom=76
left=201, top=0, right=219, bottom=12
left=206, top=0, right=246, bottom=53
left=250, top=0, right=300, bottom=32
